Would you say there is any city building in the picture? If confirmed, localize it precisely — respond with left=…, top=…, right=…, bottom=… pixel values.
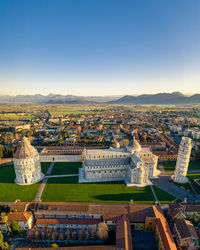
left=168, top=204, right=200, bottom=249
left=14, top=137, right=44, bottom=185
left=80, top=136, right=159, bottom=186
left=173, top=137, right=192, bottom=183
left=7, top=211, right=34, bottom=230
left=14, top=201, right=177, bottom=250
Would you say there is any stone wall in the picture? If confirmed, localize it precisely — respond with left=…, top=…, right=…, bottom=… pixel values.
left=0, top=158, right=13, bottom=166
left=40, top=154, right=81, bottom=162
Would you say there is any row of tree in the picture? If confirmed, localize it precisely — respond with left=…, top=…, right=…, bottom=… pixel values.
left=28, top=222, right=109, bottom=242
left=0, top=146, right=15, bottom=159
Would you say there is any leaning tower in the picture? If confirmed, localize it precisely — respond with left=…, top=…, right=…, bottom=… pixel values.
left=14, top=137, right=44, bottom=185
left=173, top=137, right=192, bottom=183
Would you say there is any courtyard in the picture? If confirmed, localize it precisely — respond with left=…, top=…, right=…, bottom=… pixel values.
left=50, top=162, right=82, bottom=175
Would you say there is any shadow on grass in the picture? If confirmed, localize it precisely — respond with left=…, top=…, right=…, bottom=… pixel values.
left=93, top=193, right=155, bottom=202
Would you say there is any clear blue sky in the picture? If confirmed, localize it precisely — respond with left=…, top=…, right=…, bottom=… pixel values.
left=0, top=0, right=200, bottom=96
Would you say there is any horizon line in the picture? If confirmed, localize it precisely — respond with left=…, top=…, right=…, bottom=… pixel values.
left=0, top=91, right=198, bottom=97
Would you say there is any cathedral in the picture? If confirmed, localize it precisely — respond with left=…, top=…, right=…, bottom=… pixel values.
left=79, top=136, right=159, bottom=186
left=14, top=137, right=44, bottom=185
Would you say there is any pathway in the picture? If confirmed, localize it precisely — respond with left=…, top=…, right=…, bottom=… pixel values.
left=150, top=185, right=159, bottom=204
left=152, top=170, right=198, bottom=202
left=34, top=162, right=55, bottom=202
left=188, top=170, right=200, bottom=174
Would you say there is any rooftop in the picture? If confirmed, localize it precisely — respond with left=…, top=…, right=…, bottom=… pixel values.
left=14, top=137, right=38, bottom=159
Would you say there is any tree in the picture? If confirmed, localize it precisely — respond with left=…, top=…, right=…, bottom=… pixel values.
left=97, top=222, right=109, bottom=241
left=0, top=231, right=9, bottom=250
left=10, top=221, right=21, bottom=235
left=51, top=243, right=58, bottom=248
left=0, top=147, right=3, bottom=158
left=78, top=228, right=84, bottom=241
left=0, top=212, right=8, bottom=223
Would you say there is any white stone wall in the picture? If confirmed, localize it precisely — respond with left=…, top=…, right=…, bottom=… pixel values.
left=174, top=137, right=192, bottom=183
left=40, top=155, right=81, bottom=162
left=85, top=164, right=129, bottom=180
left=82, top=146, right=159, bottom=185
left=14, top=154, right=43, bottom=185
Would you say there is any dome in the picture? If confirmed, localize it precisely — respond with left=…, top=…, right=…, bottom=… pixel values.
left=14, top=137, right=38, bottom=159
left=132, top=137, right=141, bottom=152
left=126, top=136, right=141, bottom=153
left=113, top=139, right=120, bottom=149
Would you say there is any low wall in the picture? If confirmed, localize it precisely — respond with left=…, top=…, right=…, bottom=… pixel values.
left=40, top=155, right=81, bottom=162
left=0, top=158, right=13, bottom=166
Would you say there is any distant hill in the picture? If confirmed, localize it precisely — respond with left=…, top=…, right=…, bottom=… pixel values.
left=108, top=92, right=200, bottom=104
left=0, top=92, right=200, bottom=104
left=0, top=94, right=123, bottom=104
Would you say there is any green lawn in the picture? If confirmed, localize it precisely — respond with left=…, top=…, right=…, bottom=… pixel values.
left=42, top=177, right=155, bottom=203
left=48, top=106, right=106, bottom=115
left=41, top=162, right=51, bottom=174
left=188, top=161, right=200, bottom=171
left=51, top=162, right=82, bottom=175
left=162, top=160, right=200, bottom=172
left=0, top=165, right=40, bottom=201
left=187, top=173, right=200, bottom=180
left=153, top=186, right=176, bottom=204
left=162, top=161, right=176, bottom=172
left=173, top=182, right=195, bottom=195
left=173, top=173, right=200, bottom=195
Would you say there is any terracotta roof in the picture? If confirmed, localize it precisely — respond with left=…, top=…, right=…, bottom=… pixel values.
left=174, top=218, right=191, bottom=239
left=15, top=137, right=38, bottom=159
left=153, top=206, right=177, bottom=250
left=116, top=215, right=132, bottom=250
left=36, top=218, right=102, bottom=225
left=169, top=203, right=200, bottom=218
left=185, top=204, right=200, bottom=212
left=7, top=212, right=32, bottom=222
left=129, top=204, right=155, bottom=222
left=10, top=201, right=30, bottom=212
left=37, top=202, right=130, bottom=221
left=16, top=246, right=120, bottom=250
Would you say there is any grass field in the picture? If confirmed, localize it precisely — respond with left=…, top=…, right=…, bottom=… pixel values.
left=42, top=176, right=155, bottom=203
left=153, top=186, right=176, bottom=203
left=173, top=182, right=195, bottom=195
left=187, top=172, right=200, bottom=180
left=51, top=162, right=82, bottom=175
left=0, top=165, right=40, bottom=201
left=162, top=161, right=176, bottom=172
left=162, top=160, right=200, bottom=172
left=48, top=105, right=106, bottom=115
left=41, top=162, right=51, bottom=174
left=173, top=173, right=200, bottom=195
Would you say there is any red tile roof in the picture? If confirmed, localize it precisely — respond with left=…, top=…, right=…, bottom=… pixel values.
left=36, top=218, right=102, bottom=225
left=153, top=206, right=177, bottom=250
left=116, top=215, right=132, bottom=250
left=7, top=212, right=32, bottom=222
left=16, top=246, right=120, bottom=250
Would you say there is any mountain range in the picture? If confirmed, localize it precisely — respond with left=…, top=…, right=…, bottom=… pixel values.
left=0, top=92, right=200, bottom=105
